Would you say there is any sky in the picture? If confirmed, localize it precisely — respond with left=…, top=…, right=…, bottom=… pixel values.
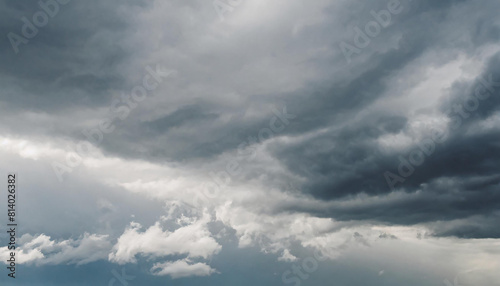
left=0, top=0, right=500, bottom=285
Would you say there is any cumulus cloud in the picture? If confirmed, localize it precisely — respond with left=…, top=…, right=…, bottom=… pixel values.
left=151, top=259, right=218, bottom=279
left=278, top=249, right=298, bottom=262
left=0, top=233, right=111, bottom=266
left=109, top=212, right=221, bottom=264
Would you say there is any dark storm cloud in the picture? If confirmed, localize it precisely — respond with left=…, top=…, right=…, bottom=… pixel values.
left=97, top=102, right=279, bottom=161
left=2, top=0, right=500, bottom=242
left=282, top=174, right=500, bottom=230
left=77, top=0, right=428, bottom=162
left=0, top=0, right=144, bottom=110
left=441, top=54, right=500, bottom=122
left=278, top=0, right=496, bottom=140
left=430, top=213, right=500, bottom=239
left=273, top=51, right=500, bottom=236
left=50, top=0, right=500, bottom=239
left=0, top=0, right=468, bottom=158
left=145, top=105, right=220, bottom=133
left=264, top=1, right=500, bottom=237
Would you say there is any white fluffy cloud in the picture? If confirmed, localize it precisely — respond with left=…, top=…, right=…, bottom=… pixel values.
left=0, top=233, right=111, bottom=266
left=109, top=212, right=221, bottom=264
left=151, top=259, right=218, bottom=279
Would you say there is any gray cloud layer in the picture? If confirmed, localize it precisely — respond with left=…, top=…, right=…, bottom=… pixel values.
left=2, top=0, right=500, bottom=238
left=1, top=0, right=500, bottom=284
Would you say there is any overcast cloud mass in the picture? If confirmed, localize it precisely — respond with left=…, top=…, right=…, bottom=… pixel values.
left=1, top=0, right=500, bottom=285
